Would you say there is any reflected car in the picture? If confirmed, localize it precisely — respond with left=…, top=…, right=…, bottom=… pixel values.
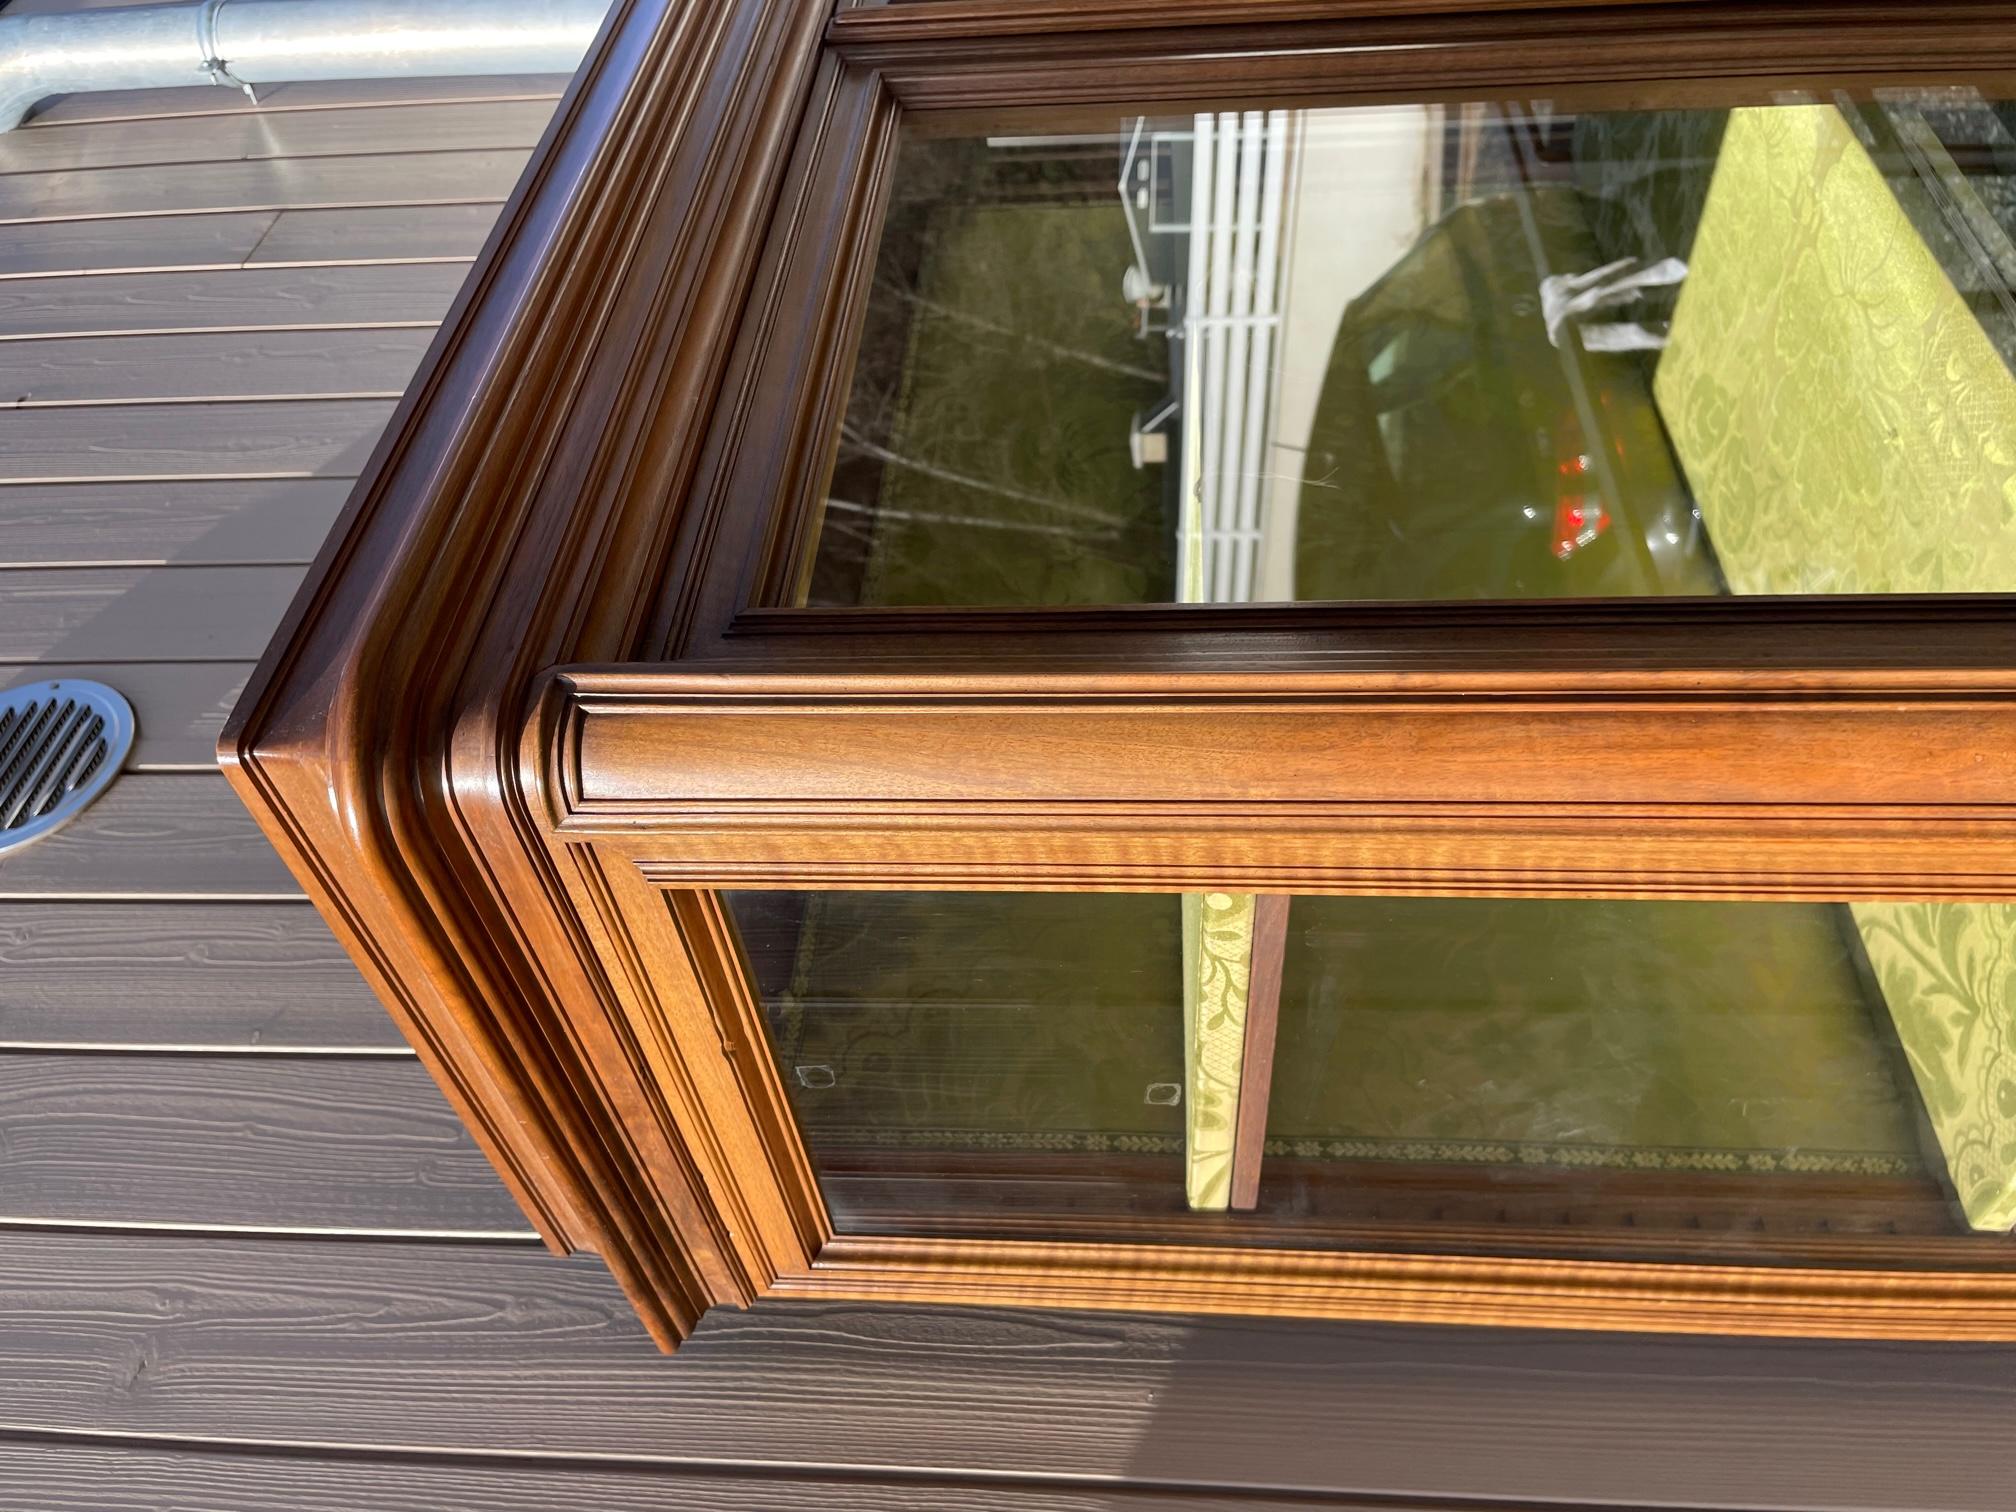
left=1294, top=184, right=1725, bottom=601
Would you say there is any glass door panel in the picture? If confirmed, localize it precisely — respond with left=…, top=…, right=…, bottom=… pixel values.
left=796, top=86, right=2016, bottom=606
left=723, top=889, right=2016, bottom=1261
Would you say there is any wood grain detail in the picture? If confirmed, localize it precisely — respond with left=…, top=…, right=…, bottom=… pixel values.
left=1229, top=894, right=1288, bottom=1211
left=1, top=662, right=252, bottom=767
left=0, top=1443, right=1355, bottom=1512
left=0, top=1054, right=530, bottom=1234
left=0, top=773, right=299, bottom=899
left=0, top=901, right=398, bottom=1050
left=223, top=0, right=838, bottom=1346
left=9, top=1231, right=2016, bottom=1510
left=224, top=0, right=2016, bottom=1352
left=0, top=481, right=358, bottom=569
left=0, top=566, right=308, bottom=662
left=0, top=264, right=470, bottom=340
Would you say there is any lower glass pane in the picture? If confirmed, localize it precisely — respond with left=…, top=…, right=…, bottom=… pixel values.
left=723, top=890, right=2016, bottom=1262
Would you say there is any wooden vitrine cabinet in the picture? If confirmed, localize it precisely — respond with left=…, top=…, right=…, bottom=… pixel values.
left=226, top=0, right=2016, bottom=1349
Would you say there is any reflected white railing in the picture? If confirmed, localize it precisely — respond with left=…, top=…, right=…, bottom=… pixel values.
left=1175, top=110, right=1290, bottom=607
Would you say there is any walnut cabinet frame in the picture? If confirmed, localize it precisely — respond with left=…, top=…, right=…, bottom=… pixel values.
left=225, top=0, right=2016, bottom=1350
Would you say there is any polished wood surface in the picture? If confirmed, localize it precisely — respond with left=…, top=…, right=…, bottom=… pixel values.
left=224, top=0, right=837, bottom=1344
left=226, top=0, right=2016, bottom=1348
left=1230, top=895, right=1288, bottom=1211
left=786, top=1235, right=2016, bottom=1341
left=548, top=667, right=2016, bottom=898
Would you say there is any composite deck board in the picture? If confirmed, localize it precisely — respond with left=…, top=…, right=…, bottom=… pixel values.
left=0, top=480, right=356, bottom=567
left=27, top=76, right=572, bottom=128
left=0, top=205, right=498, bottom=277
left=0, top=661, right=251, bottom=767
left=0, top=566, right=307, bottom=661
left=5, top=330, right=433, bottom=403
left=0, top=901, right=399, bottom=1050
left=0, top=398, right=396, bottom=479
left=0, top=263, right=471, bottom=338
left=0, top=1232, right=2010, bottom=1510
left=0, top=1060, right=528, bottom=1233
left=0, top=148, right=533, bottom=221
left=0, top=1443, right=1339, bottom=1512
left=252, top=202, right=503, bottom=265
left=0, top=209, right=274, bottom=277
left=0, top=98, right=559, bottom=173
left=0, top=772, right=299, bottom=898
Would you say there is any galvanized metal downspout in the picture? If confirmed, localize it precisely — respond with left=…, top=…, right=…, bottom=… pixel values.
left=0, top=0, right=607, bottom=131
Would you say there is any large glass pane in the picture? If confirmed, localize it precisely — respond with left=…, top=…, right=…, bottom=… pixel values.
left=796, top=88, right=2016, bottom=606
left=723, top=889, right=2016, bottom=1262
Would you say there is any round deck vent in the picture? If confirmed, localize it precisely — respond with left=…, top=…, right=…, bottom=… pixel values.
left=0, top=679, right=134, bottom=855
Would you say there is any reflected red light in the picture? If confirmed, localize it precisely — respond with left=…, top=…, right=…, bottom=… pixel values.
left=1552, top=494, right=1610, bottom=559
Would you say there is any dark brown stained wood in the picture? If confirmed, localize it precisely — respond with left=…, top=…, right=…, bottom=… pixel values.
left=1, top=1233, right=2015, bottom=1510
left=0, top=566, right=306, bottom=661
left=0, top=399, right=396, bottom=480
left=0, top=481, right=356, bottom=568
left=1228, top=894, right=1288, bottom=1212
left=0, top=1058, right=531, bottom=1233
left=0, top=1442, right=1374, bottom=1512
left=830, top=0, right=1724, bottom=41
left=0, top=149, right=534, bottom=222
left=2, top=331, right=433, bottom=404
left=0, top=206, right=498, bottom=278
left=0, top=264, right=470, bottom=339
left=249, top=203, right=506, bottom=265
left=854, top=4, right=2016, bottom=110
left=0, top=772, right=299, bottom=899
left=0, top=902, right=400, bottom=1050
left=222, top=0, right=844, bottom=1336
left=0, top=662, right=250, bottom=768
left=25, top=75, right=573, bottom=128
left=0, top=210, right=276, bottom=277
left=0, top=98, right=559, bottom=174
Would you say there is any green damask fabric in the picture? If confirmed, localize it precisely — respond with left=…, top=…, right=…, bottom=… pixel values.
left=1658, top=104, right=2016, bottom=1229
left=1654, top=104, right=2016, bottom=595
left=1182, top=891, right=1255, bottom=1210
left=1850, top=905, right=2016, bottom=1229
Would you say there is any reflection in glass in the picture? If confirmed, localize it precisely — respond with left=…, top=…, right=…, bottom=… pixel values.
left=727, top=891, right=1189, bottom=1220
left=800, top=90, right=2016, bottom=605
left=723, top=889, right=2016, bottom=1259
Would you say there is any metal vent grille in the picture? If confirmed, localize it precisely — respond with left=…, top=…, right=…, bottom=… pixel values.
left=0, top=679, right=135, bottom=855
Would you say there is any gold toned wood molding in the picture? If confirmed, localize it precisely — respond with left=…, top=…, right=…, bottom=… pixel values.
left=539, top=667, right=2016, bottom=898
left=785, top=1236, right=2016, bottom=1342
